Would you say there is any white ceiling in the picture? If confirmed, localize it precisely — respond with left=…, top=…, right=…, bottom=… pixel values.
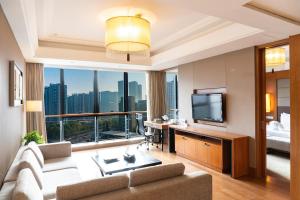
left=36, top=0, right=209, bottom=50
left=247, top=0, right=300, bottom=24
left=0, top=0, right=300, bottom=70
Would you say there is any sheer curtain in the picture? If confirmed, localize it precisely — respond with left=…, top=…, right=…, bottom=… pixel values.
left=147, top=71, right=167, bottom=120
left=26, top=63, right=46, bottom=141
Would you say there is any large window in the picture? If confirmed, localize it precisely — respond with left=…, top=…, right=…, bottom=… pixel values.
left=98, top=71, right=125, bottom=140
left=65, top=69, right=94, bottom=114
left=128, top=72, right=147, bottom=136
left=44, top=66, right=147, bottom=143
left=98, top=71, right=124, bottom=112
left=128, top=72, right=147, bottom=111
left=166, top=72, right=178, bottom=119
left=44, top=68, right=61, bottom=115
left=44, top=68, right=61, bottom=143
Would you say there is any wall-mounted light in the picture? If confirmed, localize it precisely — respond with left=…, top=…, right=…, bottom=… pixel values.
left=265, top=47, right=286, bottom=67
left=266, top=93, right=271, bottom=113
left=26, top=100, right=42, bottom=112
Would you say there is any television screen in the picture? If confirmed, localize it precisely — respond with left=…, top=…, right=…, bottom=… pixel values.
left=191, top=93, right=224, bottom=122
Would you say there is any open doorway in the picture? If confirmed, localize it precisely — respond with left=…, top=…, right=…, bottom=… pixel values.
left=265, top=45, right=290, bottom=181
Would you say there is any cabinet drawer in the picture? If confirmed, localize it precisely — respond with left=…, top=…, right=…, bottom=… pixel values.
left=184, top=137, right=198, bottom=160
left=196, top=140, right=208, bottom=163
left=175, top=134, right=185, bottom=155
left=206, top=142, right=223, bottom=170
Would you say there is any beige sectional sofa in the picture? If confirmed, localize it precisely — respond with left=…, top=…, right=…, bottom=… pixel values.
left=0, top=142, right=81, bottom=200
left=0, top=142, right=212, bottom=200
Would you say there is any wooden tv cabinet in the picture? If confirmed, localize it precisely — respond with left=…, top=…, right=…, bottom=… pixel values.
left=169, top=125, right=249, bottom=178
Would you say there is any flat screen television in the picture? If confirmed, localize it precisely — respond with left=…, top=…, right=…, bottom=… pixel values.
left=191, top=93, right=225, bottom=123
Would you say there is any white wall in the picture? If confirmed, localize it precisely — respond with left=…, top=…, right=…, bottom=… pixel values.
left=0, top=5, right=25, bottom=185
left=178, top=47, right=256, bottom=167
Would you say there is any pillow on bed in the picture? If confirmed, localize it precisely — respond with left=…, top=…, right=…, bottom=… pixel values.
left=268, top=121, right=284, bottom=131
left=280, top=113, right=290, bottom=131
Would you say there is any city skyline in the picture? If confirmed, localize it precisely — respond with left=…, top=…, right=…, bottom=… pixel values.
left=44, top=82, right=146, bottom=114
left=44, top=68, right=177, bottom=116
left=44, top=67, right=147, bottom=98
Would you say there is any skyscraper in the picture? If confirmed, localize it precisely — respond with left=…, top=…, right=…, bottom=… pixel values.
left=129, top=81, right=142, bottom=102
left=118, top=80, right=124, bottom=111
left=100, top=91, right=118, bottom=112
left=67, top=92, right=94, bottom=113
left=167, top=79, right=176, bottom=116
left=136, top=100, right=147, bottom=111
left=44, top=83, right=67, bottom=115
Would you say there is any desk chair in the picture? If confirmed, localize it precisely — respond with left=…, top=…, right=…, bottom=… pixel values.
left=136, top=113, right=154, bottom=150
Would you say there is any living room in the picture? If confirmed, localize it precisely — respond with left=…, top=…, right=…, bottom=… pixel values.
left=0, top=0, right=300, bottom=200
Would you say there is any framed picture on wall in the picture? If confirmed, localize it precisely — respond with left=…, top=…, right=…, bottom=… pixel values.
left=9, top=61, right=23, bottom=107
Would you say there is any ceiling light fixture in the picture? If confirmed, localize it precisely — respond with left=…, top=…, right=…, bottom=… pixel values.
left=105, top=14, right=151, bottom=62
left=265, top=47, right=286, bottom=67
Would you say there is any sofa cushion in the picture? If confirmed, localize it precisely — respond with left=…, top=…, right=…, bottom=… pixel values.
left=0, top=181, right=16, bottom=200
left=12, top=169, right=43, bottom=200
left=56, top=174, right=129, bottom=200
left=4, top=146, right=26, bottom=183
left=18, top=150, right=44, bottom=189
left=43, top=157, right=77, bottom=172
left=129, top=163, right=185, bottom=187
left=27, top=142, right=45, bottom=168
left=43, top=168, right=81, bottom=200
left=38, top=142, right=72, bottom=160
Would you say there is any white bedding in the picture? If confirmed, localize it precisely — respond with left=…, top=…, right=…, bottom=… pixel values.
left=267, top=119, right=290, bottom=152
left=267, top=129, right=290, bottom=139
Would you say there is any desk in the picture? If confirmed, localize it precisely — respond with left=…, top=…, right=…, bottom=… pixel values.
left=144, top=121, right=170, bottom=151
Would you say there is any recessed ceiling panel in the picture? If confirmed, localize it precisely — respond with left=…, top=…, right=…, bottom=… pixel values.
left=246, top=0, right=300, bottom=25
left=36, top=0, right=208, bottom=48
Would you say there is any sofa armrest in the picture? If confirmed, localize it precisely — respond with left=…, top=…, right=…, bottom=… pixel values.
left=38, top=142, right=72, bottom=160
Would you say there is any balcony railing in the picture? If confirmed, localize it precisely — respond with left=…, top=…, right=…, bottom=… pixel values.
left=45, top=111, right=147, bottom=144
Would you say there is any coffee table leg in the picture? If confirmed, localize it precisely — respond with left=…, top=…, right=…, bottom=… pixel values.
left=161, top=130, right=164, bottom=151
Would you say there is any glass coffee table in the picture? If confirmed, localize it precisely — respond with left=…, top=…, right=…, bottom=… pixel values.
left=92, top=151, right=162, bottom=176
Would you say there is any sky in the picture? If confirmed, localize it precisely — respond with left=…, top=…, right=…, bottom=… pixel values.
left=44, top=67, right=147, bottom=98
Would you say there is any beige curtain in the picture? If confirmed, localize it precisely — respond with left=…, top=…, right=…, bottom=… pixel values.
left=26, top=63, right=46, bottom=141
left=148, top=71, right=167, bottom=120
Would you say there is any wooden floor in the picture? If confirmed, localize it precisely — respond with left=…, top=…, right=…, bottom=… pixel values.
left=72, top=144, right=290, bottom=200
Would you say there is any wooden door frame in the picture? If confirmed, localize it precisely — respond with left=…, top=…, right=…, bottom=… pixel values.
left=289, top=34, right=300, bottom=200
left=255, top=38, right=289, bottom=178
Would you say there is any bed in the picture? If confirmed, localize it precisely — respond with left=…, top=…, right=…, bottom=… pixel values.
left=267, top=112, right=290, bottom=153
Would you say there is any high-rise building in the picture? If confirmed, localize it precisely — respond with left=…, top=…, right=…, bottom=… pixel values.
left=136, top=100, right=147, bottom=111
left=129, top=81, right=142, bottom=102
left=67, top=92, right=94, bottom=113
left=138, top=84, right=142, bottom=101
left=167, top=80, right=176, bottom=111
left=118, top=80, right=124, bottom=111
left=118, top=80, right=124, bottom=100
left=44, top=83, right=67, bottom=115
left=100, top=91, right=118, bottom=112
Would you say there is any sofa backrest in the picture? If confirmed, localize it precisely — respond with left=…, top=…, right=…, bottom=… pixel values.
left=12, top=169, right=43, bottom=200
left=56, top=174, right=129, bottom=200
left=129, top=163, right=185, bottom=187
left=3, top=146, right=26, bottom=183
left=78, top=171, right=212, bottom=200
left=18, top=150, right=44, bottom=189
left=57, top=163, right=212, bottom=200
